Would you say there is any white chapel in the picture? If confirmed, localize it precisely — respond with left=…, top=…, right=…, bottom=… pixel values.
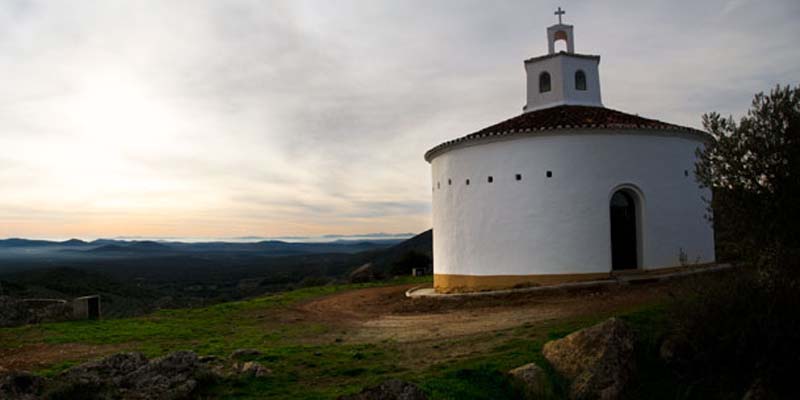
left=425, top=9, right=716, bottom=293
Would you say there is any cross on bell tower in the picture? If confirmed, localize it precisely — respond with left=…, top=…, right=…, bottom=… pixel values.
left=554, top=7, right=565, bottom=24
left=546, top=7, right=574, bottom=54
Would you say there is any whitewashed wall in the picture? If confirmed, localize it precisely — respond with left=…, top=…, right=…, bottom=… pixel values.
left=430, top=130, right=715, bottom=277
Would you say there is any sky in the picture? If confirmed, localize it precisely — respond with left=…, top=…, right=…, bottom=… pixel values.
left=1, top=0, right=798, bottom=240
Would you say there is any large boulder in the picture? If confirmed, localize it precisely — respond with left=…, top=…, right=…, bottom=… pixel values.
left=542, top=317, right=636, bottom=400
left=508, top=362, right=551, bottom=399
left=0, top=371, right=45, bottom=400
left=338, top=379, right=427, bottom=400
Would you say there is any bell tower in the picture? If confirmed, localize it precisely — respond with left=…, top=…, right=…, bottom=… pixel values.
left=547, top=7, right=574, bottom=54
left=523, top=7, right=603, bottom=113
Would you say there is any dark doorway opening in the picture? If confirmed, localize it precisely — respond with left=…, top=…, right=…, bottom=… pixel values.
left=610, top=190, right=638, bottom=270
left=87, top=297, right=100, bottom=320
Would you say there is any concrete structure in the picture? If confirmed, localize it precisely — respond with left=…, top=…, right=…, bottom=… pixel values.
left=72, top=295, right=101, bottom=320
left=424, top=10, right=715, bottom=293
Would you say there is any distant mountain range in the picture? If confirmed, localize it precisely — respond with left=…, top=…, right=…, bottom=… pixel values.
left=0, top=230, right=433, bottom=318
left=0, top=237, right=406, bottom=260
left=2, top=232, right=416, bottom=244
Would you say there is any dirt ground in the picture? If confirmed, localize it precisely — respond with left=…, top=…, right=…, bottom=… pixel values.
left=293, top=281, right=674, bottom=342
left=0, top=281, right=676, bottom=372
left=0, top=343, right=125, bottom=372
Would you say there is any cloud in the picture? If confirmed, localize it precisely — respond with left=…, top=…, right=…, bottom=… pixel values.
left=0, top=0, right=798, bottom=238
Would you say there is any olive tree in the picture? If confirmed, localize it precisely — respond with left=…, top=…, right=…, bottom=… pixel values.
left=695, top=84, right=800, bottom=266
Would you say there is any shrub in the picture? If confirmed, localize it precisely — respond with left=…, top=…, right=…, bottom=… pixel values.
left=667, top=266, right=800, bottom=398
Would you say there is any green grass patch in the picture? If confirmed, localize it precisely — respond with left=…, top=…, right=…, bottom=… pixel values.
left=0, top=276, right=431, bottom=353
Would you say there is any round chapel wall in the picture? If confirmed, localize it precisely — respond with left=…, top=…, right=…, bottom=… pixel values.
left=430, top=130, right=715, bottom=293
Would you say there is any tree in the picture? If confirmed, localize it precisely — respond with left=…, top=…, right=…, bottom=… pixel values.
left=695, top=84, right=800, bottom=266
left=672, top=85, right=800, bottom=397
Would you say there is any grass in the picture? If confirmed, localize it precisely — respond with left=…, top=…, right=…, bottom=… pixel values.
left=0, top=276, right=681, bottom=399
left=1, top=276, right=431, bottom=353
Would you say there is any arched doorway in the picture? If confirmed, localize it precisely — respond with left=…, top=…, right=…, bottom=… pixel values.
left=610, top=190, right=638, bottom=270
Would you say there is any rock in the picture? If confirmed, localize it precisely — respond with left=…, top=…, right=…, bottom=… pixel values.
left=338, top=379, right=427, bottom=400
left=60, top=352, right=149, bottom=387
left=54, top=351, right=213, bottom=400
left=119, top=351, right=212, bottom=400
left=230, top=348, right=262, bottom=359
left=508, top=362, right=550, bottom=399
left=349, top=263, right=375, bottom=283
left=238, top=361, right=271, bottom=378
left=741, top=378, right=769, bottom=400
left=0, top=371, right=45, bottom=400
left=198, top=355, right=221, bottom=363
left=659, top=334, right=691, bottom=368
left=542, top=317, right=636, bottom=400
left=0, top=297, right=31, bottom=328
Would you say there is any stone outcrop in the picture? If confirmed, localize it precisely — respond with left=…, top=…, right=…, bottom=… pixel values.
left=0, top=371, right=45, bottom=400
left=60, top=352, right=149, bottom=387
left=542, top=317, right=636, bottom=399
left=51, top=351, right=214, bottom=400
left=508, top=362, right=550, bottom=399
left=118, top=351, right=211, bottom=400
left=338, top=379, right=427, bottom=400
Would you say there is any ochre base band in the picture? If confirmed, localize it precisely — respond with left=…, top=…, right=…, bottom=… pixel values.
left=434, top=272, right=610, bottom=293
left=434, top=263, right=717, bottom=293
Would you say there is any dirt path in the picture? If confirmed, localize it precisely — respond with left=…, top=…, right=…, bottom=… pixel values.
left=295, top=282, right=672, bottom=342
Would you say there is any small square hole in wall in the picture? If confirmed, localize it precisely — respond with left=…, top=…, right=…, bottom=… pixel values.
left=546, top=171, right=552, bottom=178
left=516, top=173, right=522, bottom=181
left=488, top=176, right=493, bottom=183
left=684, top=170, right=689, bottom=177
left=448, top=179, right=452, bottom=185
left=466, top=179, right=470, bottom=185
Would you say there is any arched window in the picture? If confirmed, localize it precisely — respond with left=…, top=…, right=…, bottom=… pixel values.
left=575, top=70, right=587, bottom=91
left=539, top=72, right=551, bottom=93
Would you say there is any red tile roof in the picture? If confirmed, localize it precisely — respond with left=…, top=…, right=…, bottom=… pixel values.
left=524, top=52, right=600, bottom=64
left=424, top=105, right=711, bottom=162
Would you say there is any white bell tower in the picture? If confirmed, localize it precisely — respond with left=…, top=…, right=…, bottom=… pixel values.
left=523, top=7, right=603, bottom=113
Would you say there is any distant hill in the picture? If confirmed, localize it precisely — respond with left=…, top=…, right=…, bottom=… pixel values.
left=0, top=238, right=56, bottom=248
left=0, top=232, right=431, bottom=317
left=363, top=229, right=432, bottom=273
left=0, top=237, right=404, bottom=261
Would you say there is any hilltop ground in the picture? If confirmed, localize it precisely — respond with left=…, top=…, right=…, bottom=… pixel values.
left=0, top=276, right=681, bottom=399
